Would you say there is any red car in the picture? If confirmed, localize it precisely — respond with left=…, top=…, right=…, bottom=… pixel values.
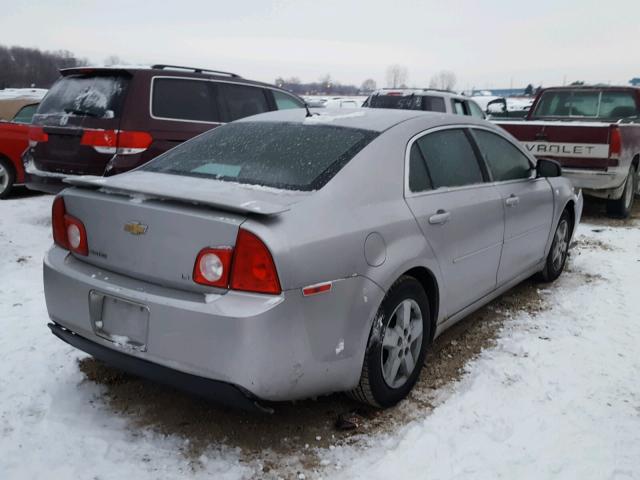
left=0, top=100, right=40, bottom=198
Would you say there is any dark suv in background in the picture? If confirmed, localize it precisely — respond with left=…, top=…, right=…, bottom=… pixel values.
left=24, top=64, right=305, bottom=193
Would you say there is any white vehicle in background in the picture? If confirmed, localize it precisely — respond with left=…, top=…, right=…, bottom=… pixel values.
left=363, top=89, right=486, bottom=118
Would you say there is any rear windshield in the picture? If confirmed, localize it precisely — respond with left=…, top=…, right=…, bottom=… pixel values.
left=532, top=90, right=638, bottom=119
left=142, top=122, right=379, bottom=191
left=37, top=74, right=129, bottom=119
left=367, top=94, right=446, bottom=112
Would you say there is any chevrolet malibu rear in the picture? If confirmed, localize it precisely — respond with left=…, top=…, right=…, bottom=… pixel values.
left=43, top=111, right=393, bottom=410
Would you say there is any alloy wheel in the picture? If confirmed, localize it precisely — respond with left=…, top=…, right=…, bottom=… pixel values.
left=380, top=299, right=424, bottom=389
left=551, top=219, right=569, bottom=271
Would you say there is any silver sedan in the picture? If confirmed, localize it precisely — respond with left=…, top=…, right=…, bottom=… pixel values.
left=44, top=108, right=582, bottom=410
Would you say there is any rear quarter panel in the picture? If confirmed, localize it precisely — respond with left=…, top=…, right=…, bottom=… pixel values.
left=0, top=122, right=29, bottom=182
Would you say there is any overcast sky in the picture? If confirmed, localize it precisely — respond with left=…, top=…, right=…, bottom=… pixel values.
left=3, top=0, right=639, bottom=90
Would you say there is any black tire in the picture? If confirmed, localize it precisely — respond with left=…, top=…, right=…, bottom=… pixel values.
left=349, top=276, right=431, bottom=408
left=606, top=165, right=637, bottom=218
left=0, top=157, right=16, bottom=200
left=538, top=209, right=572, bottom=282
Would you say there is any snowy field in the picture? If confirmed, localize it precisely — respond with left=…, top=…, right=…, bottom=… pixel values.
left=1, top=191, right=639, bottom=479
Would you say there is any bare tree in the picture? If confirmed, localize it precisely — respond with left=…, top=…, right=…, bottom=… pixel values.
left=104, top=55, right=126, bottom=66
left=385, top=65, right=408, bottom=88
left=429, top=70, right=457, bottom=91
left=361, top=78, right=377, bottom=92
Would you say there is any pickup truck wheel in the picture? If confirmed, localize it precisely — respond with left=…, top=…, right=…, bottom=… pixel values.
left=0, top=157, right=16, bottom=199
left=606, top=166, right=637, bottom=218
left=538, top=210, right=571, bottom=282
left=349, top=276, right=430, bottom=408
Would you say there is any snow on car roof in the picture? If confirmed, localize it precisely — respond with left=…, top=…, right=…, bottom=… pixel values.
left=0, top=88, right=47, bottom=100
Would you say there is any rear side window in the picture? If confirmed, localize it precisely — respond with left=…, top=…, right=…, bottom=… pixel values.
left=420, top=96, right=446, bottom=113
left=415, top=129, right=483, bottom=188
left=368, top=95, right=418, bottom=110
left=12, top=104, right=38, bottom=124
left=472, top=129, right=532, bottom=182
left=152, top=78, right=222, bottom=122
left=37, top=74, right=129, bottom=118
left=142, top=122, right=379, bottom=191
left=273, top=91, right=304, bottom=110
left=598, top=91, right=637, bottom=118
left=220, top=84, right=269, bottom=120
left=408, top=143, right=432, bottom=192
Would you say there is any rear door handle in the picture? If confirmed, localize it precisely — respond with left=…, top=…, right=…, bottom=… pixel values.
left=428, top=210, right=451, bottom=225
left=505, top=195, right=520, bottom=207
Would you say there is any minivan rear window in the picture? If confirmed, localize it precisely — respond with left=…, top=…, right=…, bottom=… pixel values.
left=367, top=94, right=446, bottom=112
left=142, top=122, right=379, bottom=191
left=37, top=74, right=129, bottom=119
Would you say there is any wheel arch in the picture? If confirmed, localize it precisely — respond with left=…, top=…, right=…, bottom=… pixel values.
left=400, top=266, right=440, bottom=341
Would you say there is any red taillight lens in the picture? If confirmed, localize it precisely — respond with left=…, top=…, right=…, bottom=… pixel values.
left=609, top=126, right=621, bottom=159
left=28, top=126, right=48, bottom=147
left=51, top=196, right=88, bottom=256
left=193, top=248, right=233, bottom=287
left=52, top=197, right=68, bottom=249
left=81, top=129, right=152, bottom=155
left=230, top=230, right=281, bottom=295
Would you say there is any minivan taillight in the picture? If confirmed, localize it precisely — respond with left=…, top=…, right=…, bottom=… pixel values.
left=230, top=230, right=281, bottom=295
left=609, top=126, right=621, bottom=160
left=81, top=129, right=152, bottom=155
left=52, top=196, right=89, bottom=256
left=28, top=126, right=48, bottom=147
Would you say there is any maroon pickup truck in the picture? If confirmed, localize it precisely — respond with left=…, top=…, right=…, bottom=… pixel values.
left=496, top=86, right=640, bottom=217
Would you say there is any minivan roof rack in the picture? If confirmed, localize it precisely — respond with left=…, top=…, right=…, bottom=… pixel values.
left=151, top=64, right=241, bottom=78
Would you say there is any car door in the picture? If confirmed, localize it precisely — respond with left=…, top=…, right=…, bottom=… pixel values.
left=470, top=127, right=554, bottom=285
left=404, top=127, right=505, bottom=316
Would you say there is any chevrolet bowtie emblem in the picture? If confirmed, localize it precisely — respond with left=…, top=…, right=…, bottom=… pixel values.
left=124, top=222, right=148, bottom=235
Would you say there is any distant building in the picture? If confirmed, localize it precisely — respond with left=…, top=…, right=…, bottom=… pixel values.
left=471, top=87, right=526, bottom=97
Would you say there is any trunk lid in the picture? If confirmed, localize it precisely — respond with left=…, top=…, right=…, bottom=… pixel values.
left=62, top=187, right=246, bottom=292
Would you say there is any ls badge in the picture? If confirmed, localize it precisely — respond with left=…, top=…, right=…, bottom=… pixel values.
left=124, top=222, right=148, bottom=236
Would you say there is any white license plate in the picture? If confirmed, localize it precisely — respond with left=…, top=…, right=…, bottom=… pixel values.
left=89, top=291, right=149, bottom=350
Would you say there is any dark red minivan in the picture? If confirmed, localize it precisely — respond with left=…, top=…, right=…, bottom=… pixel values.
left=24, top=65, right=306, bottom=193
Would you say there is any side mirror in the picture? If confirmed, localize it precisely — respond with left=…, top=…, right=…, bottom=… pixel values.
left=536, top=158, right=562, bottom=178
left=486, top=98, right=507, bottom=115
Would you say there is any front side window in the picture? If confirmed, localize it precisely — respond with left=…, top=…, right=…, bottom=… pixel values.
left=467, top=100, right=485, bottom=118
left=416, top=129, right=484, bottom=188
left=12, top=104, right=38, bottom=124
left=472, top=129, right=532, bottom=182
left=152, top=78, right=222, bottom=122
left=142, top=122, right=379, bottom=191
left=452, top=99, right=466, bottom=116
left=220, top=84, right=269, bottom=120
left=273, top=91, right=304, bottom=110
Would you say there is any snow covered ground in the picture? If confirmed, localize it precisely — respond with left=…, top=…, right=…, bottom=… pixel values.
left=1, top=192, right=639, bottom=479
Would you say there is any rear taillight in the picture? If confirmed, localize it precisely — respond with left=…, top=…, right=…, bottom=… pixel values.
left=230, top=230, right=281, bottom=295
left=609, top=126, right=621, bottom=159
left=51, top=196, right=89, bottom=256
left=28, top=126, right=48, bottom=147
left=193, top=248, right=233, bottom=288
left=81, top=129, right=152, bottom=155
left=193, top=229, right=281, bottom=295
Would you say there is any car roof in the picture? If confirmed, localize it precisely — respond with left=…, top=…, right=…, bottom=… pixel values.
left=541, top=85, right=640, bottom=91
left=369, top=88, right=463, bottom=98
left=57, top=65, right=299, bottom=94
left=236, top=108, right=477, bottom=132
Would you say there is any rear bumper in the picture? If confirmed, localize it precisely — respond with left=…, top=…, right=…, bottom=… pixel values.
left=44, top=246, right=383, bottom=402
left=23, top=160, right=68, bottom=193
left=562, top=167, right=627, bottom=199
left=48, top=322, right=266, bottom=412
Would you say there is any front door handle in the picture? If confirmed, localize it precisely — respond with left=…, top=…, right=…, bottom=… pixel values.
left=428, top=209, right=451, bottom=225
left=505, top=195, right=520, bottom=207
